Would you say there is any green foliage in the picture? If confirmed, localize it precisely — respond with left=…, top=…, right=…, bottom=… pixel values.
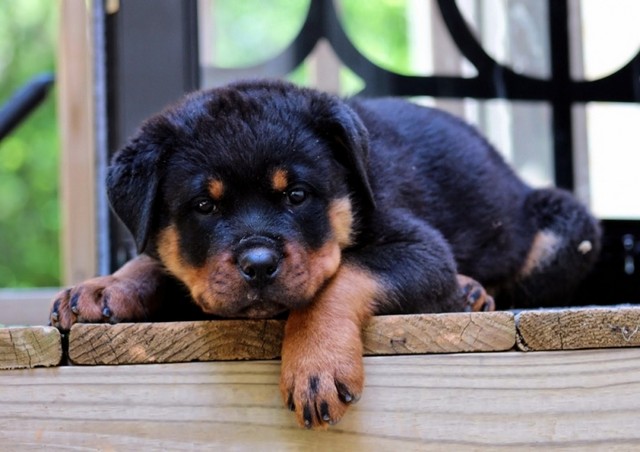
left=0, top=1, right=59, bottom=287
left=205, top=0, right=409, bottom=94
left=339, top=0, right=410, bottom=73
left=209, top=0, right=311, bottom=68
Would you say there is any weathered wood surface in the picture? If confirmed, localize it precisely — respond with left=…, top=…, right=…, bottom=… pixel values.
left=0, top=326, right=62, bottom=369
left=362, top=311, right=514, bottom=354
left=2, top=349, right=639, bottom=450
left=516, top=306, right=640, bottom=351
left=68, top=312, right=515, bottom=365
left=70, top=319, right=286, bottom=365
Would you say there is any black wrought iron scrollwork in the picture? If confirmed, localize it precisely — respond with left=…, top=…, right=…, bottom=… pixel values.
left=209, top=0, right=640, bottom=190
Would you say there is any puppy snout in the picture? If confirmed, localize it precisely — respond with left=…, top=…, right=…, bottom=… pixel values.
left=237, top=247, right=281, bottom=287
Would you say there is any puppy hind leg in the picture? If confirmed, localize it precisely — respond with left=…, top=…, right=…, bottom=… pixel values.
left=511, top=188, right=601, bottom=308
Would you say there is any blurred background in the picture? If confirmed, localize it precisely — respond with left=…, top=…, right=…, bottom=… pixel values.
left=0, top=1, right=58, bottom=287
left=0, top=0, right=639, bottom=309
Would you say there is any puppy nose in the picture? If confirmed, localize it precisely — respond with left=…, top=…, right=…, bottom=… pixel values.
left=237, top=247, right=280, bottom=286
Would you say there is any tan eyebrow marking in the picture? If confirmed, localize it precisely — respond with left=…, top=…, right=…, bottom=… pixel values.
left=272, top=168, right=289, bottom=192
left=208, top=179, right=225, bottom=200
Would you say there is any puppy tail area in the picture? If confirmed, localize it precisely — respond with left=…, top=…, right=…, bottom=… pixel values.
left=499, top=188, right=602, bottom=309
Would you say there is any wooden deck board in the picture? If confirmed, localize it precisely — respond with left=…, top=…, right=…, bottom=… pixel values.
left=68, top=311, right=516, bottom=365
left=5, top=307, right=640, bottom=368
left=516, top=306, right=640, bottom=351
left=0, top=326, right=62, bottom=369
left=2, top=349, right=639, bottom=449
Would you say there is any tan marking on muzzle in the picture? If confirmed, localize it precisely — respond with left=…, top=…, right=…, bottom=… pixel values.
left=329, top=197, right=355, bottom=248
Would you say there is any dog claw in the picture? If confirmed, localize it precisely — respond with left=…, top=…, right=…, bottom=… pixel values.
left=469, top=288, right=482, bottom=303
left=482, top=296, right=496, bottom=311
left=336, top=381, right=354, bottom=404
left=303, top=404, right=312, bottom=428
left=320, top=401, right=330, bottom=421
left=50, top=300, right=60, bottom=321
left=69, top=293, right=80, bottom=314
left=457, top=275, right=495, bottom=312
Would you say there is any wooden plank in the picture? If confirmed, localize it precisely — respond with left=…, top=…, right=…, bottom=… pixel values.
left=1, top=349, right=639, bottom=449
left=68, top=312, right=515, bottom=365
left=0, top=327, right=62, bottom=369
left=363, top=311, right=515, bottom=354
left=516, top=306, right=640, bottom=351
left=69, top=319, right=285, bottom=365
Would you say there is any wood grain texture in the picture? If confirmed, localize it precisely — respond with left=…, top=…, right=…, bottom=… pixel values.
left=69, top=319, right=285, bottom=365
left=0, top=326, right=62, bottom=369
left=516, top=306, right=640, bottom=351
left=68, top=312, right=515, bottom=365
left=363, top=311, right=515, bottom=354
left=2, top=349, right=639, bottom=450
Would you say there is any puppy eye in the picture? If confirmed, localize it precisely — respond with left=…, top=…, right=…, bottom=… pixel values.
left=194, top=198, right=218, bottom=215
left=285, top=188, right=307, bottom=205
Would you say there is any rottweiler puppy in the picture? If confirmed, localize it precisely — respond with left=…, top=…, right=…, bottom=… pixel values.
left=50, top=79, right=600, bottom=429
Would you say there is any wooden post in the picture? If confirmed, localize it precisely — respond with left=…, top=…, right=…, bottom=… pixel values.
left=58, top=0, right=97, bottom=285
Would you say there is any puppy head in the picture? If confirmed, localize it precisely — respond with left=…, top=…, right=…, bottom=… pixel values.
left=107, top=80, right=374, bottom=318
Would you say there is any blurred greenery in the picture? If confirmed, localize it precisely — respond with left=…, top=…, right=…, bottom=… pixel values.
left=211, top=0, right=310, bottom=68
left=0, top=1, right=59, bottom=287
left=208, top=0, right=410, bottom=93
left=339, top=0, right=410, bottom=73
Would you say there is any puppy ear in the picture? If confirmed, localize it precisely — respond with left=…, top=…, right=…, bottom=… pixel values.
left=317, top=100, right=376, bottom=210
left=106, top=136, right=163, bottom=254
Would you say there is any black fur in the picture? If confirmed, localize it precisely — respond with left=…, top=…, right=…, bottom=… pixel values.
left=107, top=79, right=601, bottom=312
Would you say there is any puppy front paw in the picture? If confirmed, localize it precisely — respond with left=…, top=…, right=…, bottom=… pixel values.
left=50, top=276, right=150, bottom=331
left=280, top=349, right=364, bottom=429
